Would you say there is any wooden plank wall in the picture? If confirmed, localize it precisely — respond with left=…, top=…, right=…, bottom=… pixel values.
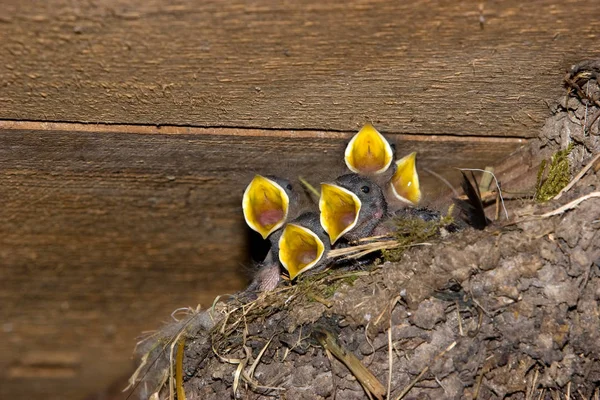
left=1, top=1, right=598, bottom=399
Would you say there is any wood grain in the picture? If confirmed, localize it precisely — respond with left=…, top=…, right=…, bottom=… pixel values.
left=0, top=125, right=523, bottom=399
left=1, top=0, right=598, bottom=137
left=1, top=0, right=590, bottom=398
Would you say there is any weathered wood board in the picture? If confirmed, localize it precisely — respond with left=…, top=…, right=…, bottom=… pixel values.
left=1, top=0, right=598, bottom=399
left=1, top=0, right=599, bottom=136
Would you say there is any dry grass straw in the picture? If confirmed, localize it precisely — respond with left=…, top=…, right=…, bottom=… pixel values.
left=554, top=152, right=600, bottom=200
left=205, top=268, right=372, bottom=397
left=125, top=305, right=208, bottom=399
left=327, top=237, right=432, bottom=261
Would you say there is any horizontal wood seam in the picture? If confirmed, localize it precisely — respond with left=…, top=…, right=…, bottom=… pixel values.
left=0, top=120, right=528, bottom=144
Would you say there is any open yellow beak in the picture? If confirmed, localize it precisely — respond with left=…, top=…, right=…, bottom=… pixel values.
left=344, top=124, right=393, bottom=175
left=389, top=152, right=421, bottom=205
left=242, top=175, right=290, bottom=239
left=319, top=183, right=361, bottom=244
left=278, top=224, right=325, bottom=280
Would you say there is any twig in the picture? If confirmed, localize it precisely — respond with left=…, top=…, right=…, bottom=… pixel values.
left=169, top=329, right=188, bottom=400
left=536, top=192, right=600, bottom=218
left=387, top=326, right=393, bottom=400
left=473, top=363, right=485, bottom=400
left=526, top=368, right=539, bottom=400
left=479, top=167, right=495, bottom=194
left=247, top=336, right=274, bottom=379
left=327, top=240, right=431, bottom=260
left=175, top=338, right=186, bottom=400
left=495, top=190, right=501, bottom=221
left=357, top=233, right=395, bottom=242
left=554, top=153, right=600, bottom=200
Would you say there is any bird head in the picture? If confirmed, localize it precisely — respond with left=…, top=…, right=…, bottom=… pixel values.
left=388, top=152, right=421, bottom=205
left=277, top=212, right=330, bottom=280
left=242, top=175, right=297, bottom=239
left=344, top=124, right=394, bottom=175
left=319, top=174, right=387, bottom=244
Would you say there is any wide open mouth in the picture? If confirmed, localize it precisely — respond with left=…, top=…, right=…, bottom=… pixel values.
left=278, top=224, right=325, bottom=280
left=344, top=124, right=393, bottom=175
left=319, top=183, right=361, bottom=244
left=242, top=175, right=289, bottom=239
left=389, top=152, right=421, bottom=205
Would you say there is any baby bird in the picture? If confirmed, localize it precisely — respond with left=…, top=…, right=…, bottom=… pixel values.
left=243, top=175, right=297, bottom=292
left=242, top=175, right=297, bottom=239
left=344, top=123, right=394, bottom=175
left=319, top=174, right=388, bottom=244
left=278, top=212, right=331, bottom=280
left=344, top=124, right=421, bottom=207
left=247, top=212, right=330, bottom=292
left=388, top=151, right=421, bottom=206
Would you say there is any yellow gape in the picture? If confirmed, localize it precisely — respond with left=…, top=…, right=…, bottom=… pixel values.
left=278, top=224, right=325, bottom=280
left=389, top=152, right=421, bottom=205
left=344, top=124, right=393, bottom=175
left=319, top=183, right=361, bottom=244
left=242, top=175, right=289, bottom=239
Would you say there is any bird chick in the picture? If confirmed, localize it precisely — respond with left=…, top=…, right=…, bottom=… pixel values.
left=242, top=175, right=297, bottom=239
left=243, top=174, right=298, bottom=292
left=247, top=212, right=330, bottom=292
left=343, top=124, right=421, bottom=207
left=319, top=174, right=388, bottom=244
left=387, top=151, right=421, bottom=206
left=278, top=212, right=331, bottom=280
left=344, top=123, right=394, bottom=175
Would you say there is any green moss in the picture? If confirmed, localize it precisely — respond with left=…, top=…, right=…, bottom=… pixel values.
left=535, top=145, right=573, bottom=202
left=299, top=270, right=360, bottom=300
left=320, top=274, right=359, bottom=298
left=383, top=209, right=454, bottom=262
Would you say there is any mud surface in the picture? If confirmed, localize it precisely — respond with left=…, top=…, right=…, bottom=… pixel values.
left=130, top=61, right=600, bottom=400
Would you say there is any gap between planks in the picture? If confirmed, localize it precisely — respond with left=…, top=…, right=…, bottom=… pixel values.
left=0, top=120, right=528, bottom=144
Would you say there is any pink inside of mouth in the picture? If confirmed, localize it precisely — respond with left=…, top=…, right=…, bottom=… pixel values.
left=340, top=211, right=357, bottom=228
left=357, top=160, right=380, bottom=173
left=298, top=249, right=318, bottom=264
left=258, top=209, right=284, bottom=227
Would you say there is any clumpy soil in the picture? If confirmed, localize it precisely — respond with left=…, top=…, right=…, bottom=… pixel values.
left=131, top=61, right=600, bottom=400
